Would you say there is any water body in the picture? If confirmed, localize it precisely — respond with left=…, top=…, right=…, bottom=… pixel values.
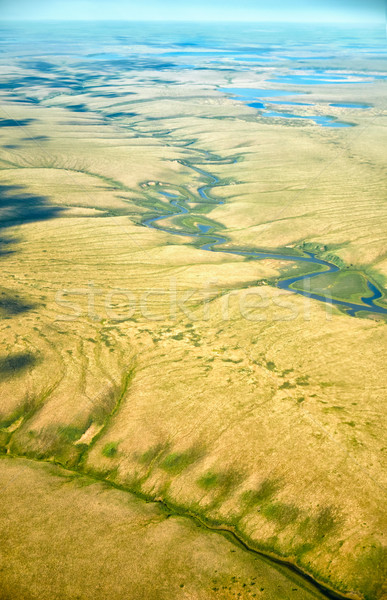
left=268, top=100, right=314, bottom=106
left=330, top=102, right=371, bottom=109
left=269, top=72, right=385, bottom=85
left=261, top=110, right=353, bottom=127
left=143, top=152, right=386, bottom=318
left=198, top=224, right=212, bottom=233
left=247, top=101, right=265, bottom=109
left=269, top=76, right=366, bottom=85
left=221, top=87, right=353, bottom=128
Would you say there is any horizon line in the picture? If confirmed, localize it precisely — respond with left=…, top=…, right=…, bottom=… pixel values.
left=1, top=17, right=384, bottom=25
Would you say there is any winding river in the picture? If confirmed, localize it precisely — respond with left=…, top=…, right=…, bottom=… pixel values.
left=143, top=149, right=386, bottom=318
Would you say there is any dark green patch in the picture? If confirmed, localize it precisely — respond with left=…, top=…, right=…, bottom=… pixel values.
left=137, top=443, right=165, bottom=465
left=197, top=471, right=219, bottom=490
left=354, top=542, right=386, bottom=599
left=241, top=478, right=282, bottom=508
left=261, top=502, right=300, bottom=527
left=102, top=441, right=119, bottom=458
left=197, top=469, right=242, bottom=495
left=90, top=387, right=118, bottom=425
left=60, top=426, right=85, bottom=443
left=171, top=332, right=184, bottom=340
left=279, top=381, right=295, bottom=389
left=160, top=446, right=204, bottom=475
left=298, top=506, right=340, bottom=543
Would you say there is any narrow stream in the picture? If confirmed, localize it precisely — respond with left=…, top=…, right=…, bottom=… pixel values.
left=143, top=151, right=387, bottom=317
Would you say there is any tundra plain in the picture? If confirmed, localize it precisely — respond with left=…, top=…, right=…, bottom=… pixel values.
left=0, top=21, right=386, bottom=600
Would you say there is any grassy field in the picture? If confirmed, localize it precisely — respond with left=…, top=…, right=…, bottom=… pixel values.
left=0, top=22, right=386, bottom=600
left=1, top=457, right=335, bottom=600
left=290, top=270, right=371, bottom=303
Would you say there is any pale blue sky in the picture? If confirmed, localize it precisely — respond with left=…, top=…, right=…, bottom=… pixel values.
left=0, top=0, right=385, bottom=23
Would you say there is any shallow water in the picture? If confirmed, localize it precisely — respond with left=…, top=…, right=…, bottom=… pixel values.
left=247, top=101, right=265, bottom=109
left=269, top=74, right=367, bottom=85
left=270, top=72, right=386, bottom=85
left=261, top=110, right=353, bottom=127
left=268, top=100, right=314, bottom=106
left=330, top=102, right=371, bottom=109
left=221, top=87, right=354, bottom=127
left=143, top=155, right=387, bottom=317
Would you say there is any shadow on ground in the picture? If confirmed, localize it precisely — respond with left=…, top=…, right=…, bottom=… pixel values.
left=0, top=182, right=64, bottom=232
left=0, top=182, right=64, bottom=314
left=0, top=288, right=38, bottom=317
left=0, top=352, right=39, bottom=381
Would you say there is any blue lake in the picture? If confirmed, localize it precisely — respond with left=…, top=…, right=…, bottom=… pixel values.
left=247, top=101, right=265, bottom=109
left=221, top=87, right=354, bottom=127
left=262, top=111, right=352, bottom=127
left=268, top=100, right=313, bottom=106
left=269, top=75, right=364, bottom=85
left=198, top=224, right=211, bottom=233
left=269, top=72, right=386, bottom=85
left=330, top=102, right=371, bottom=109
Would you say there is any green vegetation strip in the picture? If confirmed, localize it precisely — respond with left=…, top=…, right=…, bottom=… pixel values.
left=1, top=449, right=360, bottom=600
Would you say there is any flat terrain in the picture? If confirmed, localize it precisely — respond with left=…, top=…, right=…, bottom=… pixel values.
left=0, top=21, right=386, bottom=600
